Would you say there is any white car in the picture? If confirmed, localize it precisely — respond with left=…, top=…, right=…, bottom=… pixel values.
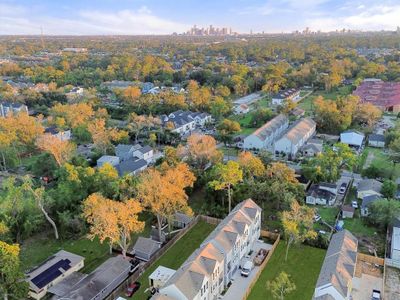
left=241, top=261, right=254, bottom=277
left=351, top=201, right=358, bottom=209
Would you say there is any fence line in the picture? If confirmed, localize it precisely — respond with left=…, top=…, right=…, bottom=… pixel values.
left=242, top=232, right=281, bottom=300
left=106, top=215, right=201, bottom=300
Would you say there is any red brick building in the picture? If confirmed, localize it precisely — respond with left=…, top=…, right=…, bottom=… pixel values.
left=353, top=79, right=400, bottom=113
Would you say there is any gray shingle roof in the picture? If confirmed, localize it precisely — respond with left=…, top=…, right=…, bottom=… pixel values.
left=315, top=230, right=358, bottom=299
left=131, top=237, right=160, bottom=258
left=369, top=134, right=385, bottom=143
left=116, top=158, right=147, bottom=176
left=357, top=179, right=382, bottom=193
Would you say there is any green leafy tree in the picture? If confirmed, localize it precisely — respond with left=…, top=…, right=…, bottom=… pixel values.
left=0, top=241, right=29, bottom=300
left=217, top=119, right=241, bottom=145
left=209, top=161, right=243, bottom=213
left=267, top=271, right=296, bottom=300
left=369, top=199, right=400, bottom=229
left=382, top=179, right=397, bottom=199
left=281, top=201, right=317, bottom=261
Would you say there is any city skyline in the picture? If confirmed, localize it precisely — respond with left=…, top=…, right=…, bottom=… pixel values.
left=1, top=0, right=400, bottom=35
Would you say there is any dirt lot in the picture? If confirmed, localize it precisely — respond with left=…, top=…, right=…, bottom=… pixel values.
left=385, top=266, right=400, bottom=300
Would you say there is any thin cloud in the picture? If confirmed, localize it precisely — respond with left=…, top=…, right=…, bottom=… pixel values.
left=0, top=5, right=188, bottom=35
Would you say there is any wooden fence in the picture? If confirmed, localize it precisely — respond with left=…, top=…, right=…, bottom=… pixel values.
left=355, top=253, right=385, bottom=278
left=241, top=232, right=281, bottom=300
left=106, top=215, right=201, bottom=300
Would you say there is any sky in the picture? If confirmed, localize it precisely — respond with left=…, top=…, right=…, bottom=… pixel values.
left=1, top=0, right=400, bottom=35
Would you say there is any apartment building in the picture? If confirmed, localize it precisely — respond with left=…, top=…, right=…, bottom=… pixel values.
left=242, top=114, right=289, bottom=150
left=154, top=199, right=262, bottom=300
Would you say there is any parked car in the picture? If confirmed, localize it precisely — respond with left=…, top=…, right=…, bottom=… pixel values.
left=241, top=261, right=254, bottom=277
left=339, top=182, right=347, bottom=194
left=372, top=289, right=381, bottom=300
left=351, top=201, right=358, bottom=209
left=126, top=282, right=141, bottom=297
left=318, top=230, right=327, bottom=235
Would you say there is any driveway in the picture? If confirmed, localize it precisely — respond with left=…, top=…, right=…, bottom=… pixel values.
left=352, top=273, right=383, bottom=300
left=222, top=240, right=273, bottom=300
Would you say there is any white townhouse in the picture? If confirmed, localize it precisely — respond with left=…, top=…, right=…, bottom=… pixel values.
left=243, top=114, right=289, bottom=151
left=44, top=126, right=72, bottom=141
left=155, top=199, right=262, bottom=300
left=160, top=110, right=212, bottom=136
left=274, top=117, right=316, bottom=157
left=272, top=88, right=301, bottom=106
left=0, top=101, right=28, bottom=117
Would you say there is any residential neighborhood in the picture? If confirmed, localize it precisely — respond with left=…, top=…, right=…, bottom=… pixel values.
left=1, top=10, right=400, bottom=300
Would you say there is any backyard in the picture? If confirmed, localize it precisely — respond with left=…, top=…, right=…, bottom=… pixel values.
left=364, top=147, right=400, bottom=179
left=129, top=220, right=216, bottom=300
left=248, top=242, right=326, bottom=300
left=298, top=85, right=353, bottom=114
left=20, top=212, right=153, bottom=273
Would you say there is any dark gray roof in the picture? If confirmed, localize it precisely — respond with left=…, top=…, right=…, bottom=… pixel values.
left=56, top=256, right=132, bottom=300
left=138, top=145, right=153, bottom=154
left=357, top=179, right=382, bottom=193
left=174, top=212, right=193, bottom=224
left=116, top=158, right=147, bottom=176
left=361, top=194, right=380, bottom=209
left=44, top=126, right=60, bottom=135
left=315, top=230, right=358, bottom=299
left=272, top=88, right=299, bottom=100
left=115, top=144, right=133, bottom=157
left=369, top=134, right=385, bottom=143
left=131, top=237, right=160, bottom=259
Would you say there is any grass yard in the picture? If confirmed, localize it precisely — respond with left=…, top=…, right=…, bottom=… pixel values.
left=366, top=147, right=400, bottom=179
left=221, top=146, right=239, bottom=157
left=248, top=242, right=326, bottom=300
left=298, top=85, right=353, bottom=114
left=130, top=220, right=216, bottom=300
left=20, top=213, right=153, bottom=273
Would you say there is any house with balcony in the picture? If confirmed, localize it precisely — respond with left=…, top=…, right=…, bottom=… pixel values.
left=154, top=199, right=262, bottom=300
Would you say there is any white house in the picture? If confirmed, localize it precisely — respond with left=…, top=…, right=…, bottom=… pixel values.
left=340, top=130, right=365, bottom=148
left=234, top=104, right=250, bottom=115
left=26, top=250, right=84, bottom=300
left=156, top=199, right=262, bottom=300
left=44, top=126, right=72, bottom=141
left=66, top=87, right=84, bottom=100
left=160, top=110, right=211, bottom=136
left=272, top=88, right=301, bottom=105
left=242, top=114, right=289, bottom=150
left=0, top=101, right=28, bottom=117
left=313, top=230, right=358, bottom=300
left=116, top=144, right=154, bottom=163
left=274, top=118, right=316, bottom=157
left=360, top=194, right=380, bottom=217
left=387, top=220, right=400, bottom=269
left=149, top=266, right=176, bottom=290
left=368, top=134, right=385, bottom=148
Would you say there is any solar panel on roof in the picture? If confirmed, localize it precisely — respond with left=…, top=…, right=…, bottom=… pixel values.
left=31, top=259, right=72, bottom=289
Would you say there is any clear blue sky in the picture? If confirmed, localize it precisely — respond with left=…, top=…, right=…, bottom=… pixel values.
left=1, top=0, right=399, bottom=35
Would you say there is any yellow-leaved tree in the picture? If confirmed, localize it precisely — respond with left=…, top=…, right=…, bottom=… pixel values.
left=209, top=161, right=243, bottom=213
left=82, top=193, right=144, bottom=257
left=281, top=200, right=317, bottom=261
left=137, top=163, right=195, bottom=240
left=238, top=151, right=265, bottom=178
left=36, top=134, right=76, bottom=166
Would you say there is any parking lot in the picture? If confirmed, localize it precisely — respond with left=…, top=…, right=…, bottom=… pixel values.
left=222, top=240, right=273, bottom=300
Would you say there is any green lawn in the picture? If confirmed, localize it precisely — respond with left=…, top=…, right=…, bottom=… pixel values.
left=20, top=213, right=153, bottom=273
left=248, top=242, right=326, bottom=300
left=130, top=220, right=216, bottom=300
left=366, top=147, right=400, bottom=179
left=221, top=146, right=239, bottom=157
left=298, top=86, right=353, bottom=114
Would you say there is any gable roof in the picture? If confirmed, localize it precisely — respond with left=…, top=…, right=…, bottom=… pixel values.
left=357, top=179, right=382, bottom=193
left=131, top=237, right=160, bottom=259
left=369, top=134, right=385, bottom=143
left=250, top=114, right=288, bottom=142
left=279, top=117, right=316, bottom=144
left=315, top=230, right=358, bottom=299
left=361, top=194, right=381, bottom=209
left=116, top=158, right=147, bottom=176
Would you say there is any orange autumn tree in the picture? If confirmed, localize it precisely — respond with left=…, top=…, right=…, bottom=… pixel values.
left=137, top=163, right=196, bottom=240
left=178, top=134, right=222, bottom=170
left=82, top=193, right=144, bottom=257
left=87, top=119, right=128, bottom=154
left=36, top=134, right=75, bottom=166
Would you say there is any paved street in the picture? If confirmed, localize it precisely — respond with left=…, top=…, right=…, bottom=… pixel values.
left=222, top=240, right=273, bottom=300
